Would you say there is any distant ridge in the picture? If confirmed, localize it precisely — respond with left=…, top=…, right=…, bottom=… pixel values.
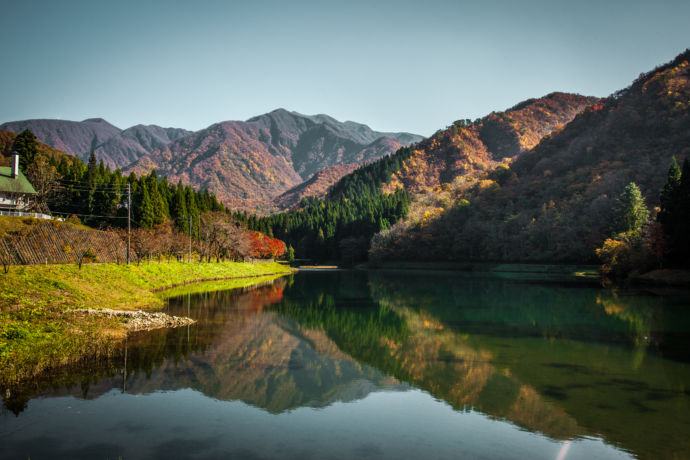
left=125, top=110, right=423, bottom=211
left=271, top=163, right=360, bottom=211
left=1, top=110, right=423, bottom=212
left=0, top=118, right=191, bottom=168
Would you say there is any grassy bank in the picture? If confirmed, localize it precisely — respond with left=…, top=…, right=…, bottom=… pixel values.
left=0, top=260, right=294, bottom=385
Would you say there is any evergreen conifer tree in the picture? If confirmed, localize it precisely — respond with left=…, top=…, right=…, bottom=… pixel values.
left=87, top=152, right=98, bottom=177
left=659, top=157, right=682, bottom=226
left=617, top=182, right=650, bottom=235
left=136, top=185, right=155, bottom=228
left=171, top=182, right=187, bottom=232
left=12, top=129, right=39, bottom=170
left=185, top=186, right=199, bottom=236
left=146, top=173, right=166, bottom=226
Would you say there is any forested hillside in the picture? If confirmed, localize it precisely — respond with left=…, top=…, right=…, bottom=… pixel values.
left=383, top=93, right=598, bottom=194
left=271, top=163, right=359, bottom=211
left=2, top=110, right=421, bottom=213
left=371, top=50, right=690, bottom=265
left=0, top=130, right=70, bottom=165
left=248, top=148, right=414, bottom=262
left=251, top=93, right=597, bottom=262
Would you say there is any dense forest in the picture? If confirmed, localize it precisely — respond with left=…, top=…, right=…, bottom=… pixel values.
left=596, top=158, right=690, bottom=275
left=245, top=147, right=415, bottom=263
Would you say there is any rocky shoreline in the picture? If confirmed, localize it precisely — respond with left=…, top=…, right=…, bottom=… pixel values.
left=73, top=309, right=196, bottom=332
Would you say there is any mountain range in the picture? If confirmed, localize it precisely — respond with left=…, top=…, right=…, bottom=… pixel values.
left=124, top=109, right=423, bottom=210
left=5, top=50, right=686, bottom=228
left=1, top=110, right=423, bottom=211
left=0, top=118, right=192, bottom=167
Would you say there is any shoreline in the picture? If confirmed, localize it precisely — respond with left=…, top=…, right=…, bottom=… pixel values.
left=72, top=309, right=196, bottom=332
left=0, top=261, right=295, bottom=386
left=366, top=261, right=690, bottom=288
left=151, top=270, right=296, bottom=292
left=628, top=269, right=690, bottom=287
left=364, top=261, right=601, bottom=284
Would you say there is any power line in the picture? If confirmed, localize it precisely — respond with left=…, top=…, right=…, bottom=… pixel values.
left=55, top=181, right=124, bottom=187
left=56, top=177, right=129, bottom=185
left=54, top=183, right=125, bottom=190
left=52, top=211, right=129, bottom=219
left=54, top=182, right=124, bottom=189
left=53, top=187, right=127, bottom=195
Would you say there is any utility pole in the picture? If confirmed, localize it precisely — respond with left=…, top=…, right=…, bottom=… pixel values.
left=188, top=215, right=192, bottom=263
left=127, top=183, right=131, bottom=265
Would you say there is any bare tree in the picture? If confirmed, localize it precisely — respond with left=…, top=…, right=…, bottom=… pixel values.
left=170, top=229, right=188, bottom=262
left=0, top=237, right=17, bottom=274
left=200, top=211, right=251, bottom=262
left=225, top=222, right=251, bottom=261
left=129, top=227, right=157, bottom=265
left=69, top=228, right=97, bottom=269
left=25, top=155, right=58, bottom=213
left=151, top=221, right=174, bottom=262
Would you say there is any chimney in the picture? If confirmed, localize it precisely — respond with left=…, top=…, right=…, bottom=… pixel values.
left=11, top=152, right=19, bottom=178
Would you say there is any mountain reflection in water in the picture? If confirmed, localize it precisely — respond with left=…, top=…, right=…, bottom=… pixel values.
left=2, top=270, right=690, bottom=460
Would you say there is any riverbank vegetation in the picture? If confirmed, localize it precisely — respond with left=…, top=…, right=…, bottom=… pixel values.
left=0, top=211, right=286, bottom=269
left=597, top=158, right=690, bottom=278
left=0, top=260, right=293, bottom=385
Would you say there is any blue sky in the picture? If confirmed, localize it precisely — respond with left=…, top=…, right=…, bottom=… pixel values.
left=1, top=0, right=688, bottom=136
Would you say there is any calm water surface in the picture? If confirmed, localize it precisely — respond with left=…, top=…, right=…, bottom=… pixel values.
left=2, top=270, right=690, bottom=459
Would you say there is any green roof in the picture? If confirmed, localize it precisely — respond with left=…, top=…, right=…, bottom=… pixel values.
left=0, top=167, right=37, bottom=194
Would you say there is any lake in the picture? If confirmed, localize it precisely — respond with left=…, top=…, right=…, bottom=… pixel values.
left=2, top=269, right=690, bottom=459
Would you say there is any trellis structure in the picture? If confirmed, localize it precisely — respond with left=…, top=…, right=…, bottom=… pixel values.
left=0, top=220, right=127, bottom=265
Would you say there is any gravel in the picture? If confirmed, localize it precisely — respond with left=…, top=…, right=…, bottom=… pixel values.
left=73, top=309, right=195, bottom=332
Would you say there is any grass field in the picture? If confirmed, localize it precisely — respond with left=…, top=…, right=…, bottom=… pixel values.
left=0, top=260, right=294, bottom=385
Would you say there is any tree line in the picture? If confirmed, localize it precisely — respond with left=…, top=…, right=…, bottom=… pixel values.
left=245, top=147, right=415, bottom=263
left=8, top=129, right=286, bottom=264
left=11, top=129, right=226, bottom=231
left=597, top=157, right=690, bottom=276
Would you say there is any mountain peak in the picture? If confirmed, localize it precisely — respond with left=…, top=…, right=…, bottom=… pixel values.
left=81, top=117, right=115, bottom=126
left=126, top=111, right=423, bottom=211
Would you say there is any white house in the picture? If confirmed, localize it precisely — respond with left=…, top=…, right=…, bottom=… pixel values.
left=0, top=152, right=37, bottom=212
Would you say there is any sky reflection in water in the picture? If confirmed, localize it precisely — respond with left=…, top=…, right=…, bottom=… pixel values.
left=3, top=270, right=690, bottom=459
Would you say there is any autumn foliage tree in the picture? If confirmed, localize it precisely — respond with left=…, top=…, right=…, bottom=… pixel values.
left=596, top=182, right=651, bottom=277
left=247, top=231, right=286, bottom=259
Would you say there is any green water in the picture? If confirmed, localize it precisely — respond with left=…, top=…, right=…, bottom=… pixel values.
left=2, top=270, right=690, bottom=459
